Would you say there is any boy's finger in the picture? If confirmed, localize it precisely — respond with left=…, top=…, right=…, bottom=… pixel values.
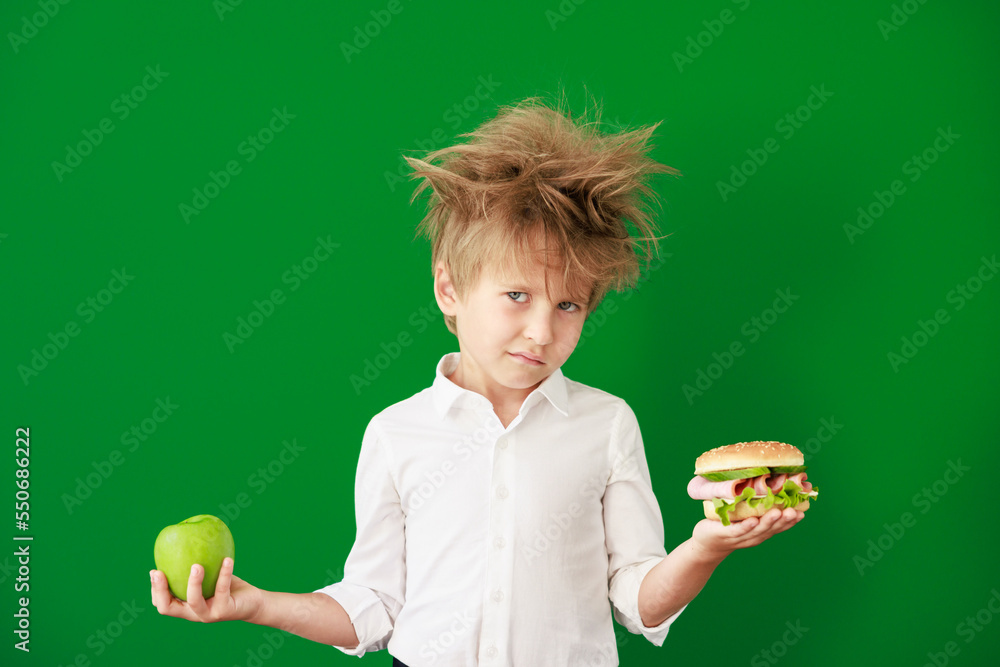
left=748, top=509, right=784, bottom=537
left=150, top=570, right=167, bottom=610
left=186, top=564, right=208, bottom=614
left=731, top=517, right=758, bottom=536
left=766, top=509, right=800, bottom=535
left=780, top=508, right=800, bottom=526
left=215, top=557, right=234, bottom=597
left=151, top=570, right=181, bottom=616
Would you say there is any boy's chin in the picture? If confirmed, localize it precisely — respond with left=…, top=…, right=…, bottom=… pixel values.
left=502, top=366, right=552, bottom=390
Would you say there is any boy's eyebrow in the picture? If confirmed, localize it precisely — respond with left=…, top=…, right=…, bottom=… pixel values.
left=499, top=283, right=536, bottom=292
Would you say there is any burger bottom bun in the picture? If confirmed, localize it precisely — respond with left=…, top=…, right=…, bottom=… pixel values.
left=703, top=499, right=811, bottom=522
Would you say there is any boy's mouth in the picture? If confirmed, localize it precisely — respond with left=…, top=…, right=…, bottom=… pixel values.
left=510, top=351, right=544, bottom=366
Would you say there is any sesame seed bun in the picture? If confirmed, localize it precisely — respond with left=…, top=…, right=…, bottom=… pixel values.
left=695, top=441, right=803, bottom=475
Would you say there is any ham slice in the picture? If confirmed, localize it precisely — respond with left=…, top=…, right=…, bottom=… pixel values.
left=766, top=473, right=788, bottom=494
left=687, top=472, right=809, bottom=499
left=686, top=475, right=753, bottom=500
left=786, top=472, right=812, bottom=493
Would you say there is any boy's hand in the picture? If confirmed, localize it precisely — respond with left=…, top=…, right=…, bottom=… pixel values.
left=637, top=508, right=805, bottom=626
left=150, top=557, right=261, bottom=623
left=691, top=507, right=804, bottom=562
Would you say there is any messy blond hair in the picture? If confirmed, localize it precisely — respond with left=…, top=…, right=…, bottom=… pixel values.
left=404, top=89, right=679, bottom=335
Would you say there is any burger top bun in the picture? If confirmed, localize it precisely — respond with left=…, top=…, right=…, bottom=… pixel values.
left=695, top=441, right=803, bottom=474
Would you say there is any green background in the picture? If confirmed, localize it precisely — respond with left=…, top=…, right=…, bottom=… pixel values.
left=3, top=0, right=999, bottom=665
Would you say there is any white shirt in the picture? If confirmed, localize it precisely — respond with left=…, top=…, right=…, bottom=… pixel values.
left=315, top=352, right=684, bottom=666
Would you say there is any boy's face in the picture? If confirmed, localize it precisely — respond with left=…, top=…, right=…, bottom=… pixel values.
left=435, top=254, right=591, bottom=410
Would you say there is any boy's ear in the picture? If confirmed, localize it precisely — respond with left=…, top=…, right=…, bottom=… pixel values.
left=434, top=260, right=459, bottom=316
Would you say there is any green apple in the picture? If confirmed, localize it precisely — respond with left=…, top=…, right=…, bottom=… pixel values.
left=153, top=514, right=235, bottom=601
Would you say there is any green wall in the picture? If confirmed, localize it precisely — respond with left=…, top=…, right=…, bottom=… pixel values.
left=3, top=1, right=998, bottom=665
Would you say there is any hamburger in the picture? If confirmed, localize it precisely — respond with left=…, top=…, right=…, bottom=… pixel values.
left=687, top=441, right=818, bottom=526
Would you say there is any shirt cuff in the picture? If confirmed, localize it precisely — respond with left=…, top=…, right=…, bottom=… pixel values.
left=313, top=581, right=395, bottom=656
left=611, top=557, right=688, bottom=647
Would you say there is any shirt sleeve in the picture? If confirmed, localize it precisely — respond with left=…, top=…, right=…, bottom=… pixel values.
left=313, top=417, right=406, bottom=656
left=604, top=401, right=687, bottom=646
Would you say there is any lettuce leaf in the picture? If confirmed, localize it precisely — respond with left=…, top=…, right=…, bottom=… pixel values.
left=710, top=481, right=818, bottom=526
left=698, top=466, right=770, bottom=481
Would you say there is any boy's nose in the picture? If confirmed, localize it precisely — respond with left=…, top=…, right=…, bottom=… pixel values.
left=523, top=310, right=554, bottom=346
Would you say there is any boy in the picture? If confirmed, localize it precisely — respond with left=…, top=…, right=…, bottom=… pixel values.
left=150, top=92, right=804, bottom=665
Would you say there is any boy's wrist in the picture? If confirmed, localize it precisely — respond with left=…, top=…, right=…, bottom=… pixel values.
left=242, top=587, right=269, bottom=625
left=688, top=535, right=733, bottom=566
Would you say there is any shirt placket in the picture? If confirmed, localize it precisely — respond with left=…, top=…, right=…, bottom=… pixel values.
left=479, top=413, right=517, bottom=665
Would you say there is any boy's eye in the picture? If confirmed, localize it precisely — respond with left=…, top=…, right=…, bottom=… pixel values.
left=506, top=292, right=580, bottom=312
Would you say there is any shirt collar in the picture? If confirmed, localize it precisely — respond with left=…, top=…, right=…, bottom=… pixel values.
left=431, top=352, right=570, bottom=418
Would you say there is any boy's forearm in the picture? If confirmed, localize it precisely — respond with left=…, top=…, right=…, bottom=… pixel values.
left=637, top=537, right=729, bottom=628
left=246, top=590, right=360, bottom=649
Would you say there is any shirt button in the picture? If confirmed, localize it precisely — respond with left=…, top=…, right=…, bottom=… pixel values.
left=497, top=438, right=508, bottom=450
left=486, top=645, right=498, bottom=658
left=496, top=485, right=509, bottom=499
left=494, top=536, right=506, bottom=549
left=492, top=589, right=504, bottom=602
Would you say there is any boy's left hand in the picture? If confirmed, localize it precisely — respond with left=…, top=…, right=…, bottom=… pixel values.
left=691, top=507, right=804, bottom=562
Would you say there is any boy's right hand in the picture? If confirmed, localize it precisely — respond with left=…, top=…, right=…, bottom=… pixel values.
left=150, top=557, right=261, bottom=624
